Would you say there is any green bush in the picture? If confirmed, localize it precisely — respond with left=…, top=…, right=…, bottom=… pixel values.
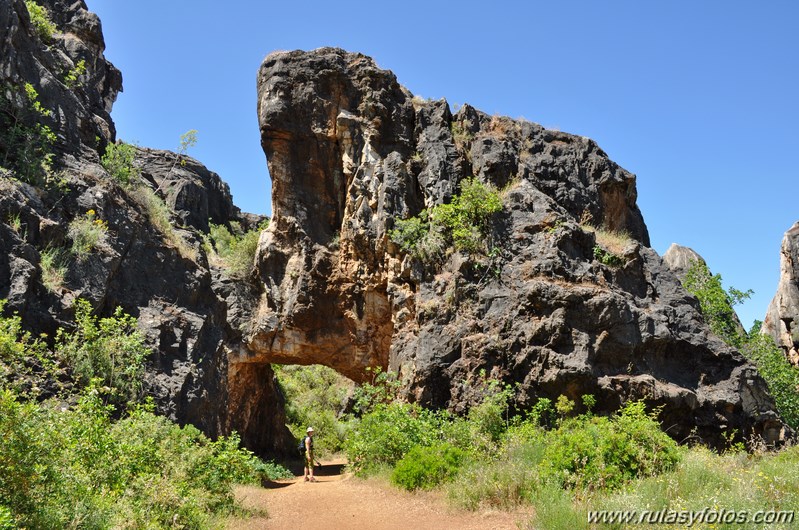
left=743, top=334, right=799, bottom=429
left=0, top=385, right=266, bottom=529
left=101, top=141, right=139, bottom=185
left=24, top=1, right=57, bottom=42
left=0, top=82, right=56, bottom=186
left=204, top=220, right=269, bottom=278
left=683, top=258, right=751, bottom=346
left=344, top=402, right=443, bottom=475
left=391, top=443, right=465, bottom=491
left=390, top=177, right=502, bottom=262
left=55, top=299, right=149, bottom=405
left=541, top=401, right=681, bottom=491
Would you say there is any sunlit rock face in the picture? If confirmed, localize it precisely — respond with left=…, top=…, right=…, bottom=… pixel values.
left=762, top=222, right=799, bottom=366
left=251, top=47, right=787, bottom=448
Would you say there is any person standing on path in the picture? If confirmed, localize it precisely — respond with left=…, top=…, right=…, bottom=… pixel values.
left=303, top=427, right=317, bottom=482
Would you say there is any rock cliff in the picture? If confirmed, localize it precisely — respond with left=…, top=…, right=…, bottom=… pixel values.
left=0, top=0, right=294, bottom=457
left=250, top=48, right=785, bottom=447
left=762, top=222, right=799, bottom=365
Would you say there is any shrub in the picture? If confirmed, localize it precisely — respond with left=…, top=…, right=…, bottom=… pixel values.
left=63, top=59, right=86, bottom=88
left=743, top=334, right=799, bottom=430
left=24, top=1, right=56, bottom=42
left=541, top=401, right=681, bottom=491
left=204, top=220, right=269, bottom=278
left=391, top=443, right=465, bottom=491
left=344, top=402, right=443, bottom=474
left=101, top=141, right=139, bottom=185
left=55, top=299, right=149, bottom=405
left=0, top=385, right=267, bottom=529
left=0, top=82, right=56, bottom=186
left=67, top=209, right=108, bottom=261
left=390, top=177, right=502, bottom=262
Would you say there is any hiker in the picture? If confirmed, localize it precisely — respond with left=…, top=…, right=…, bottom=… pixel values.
left=302, top=426, right=317, bottom=482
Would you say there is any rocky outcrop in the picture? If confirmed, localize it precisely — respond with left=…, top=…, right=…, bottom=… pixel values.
left=663, top=243, right=705, bottom=280
left=0, top=0, right=121, bottom=159
left=0, top=0, right=294, bottom=457
left=249, top=47, right=786, bottom=447
left=762, top=222, right=799, bottom=365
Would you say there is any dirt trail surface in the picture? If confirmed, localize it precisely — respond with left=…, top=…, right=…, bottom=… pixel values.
left=226, top=459, right=530, bottom=529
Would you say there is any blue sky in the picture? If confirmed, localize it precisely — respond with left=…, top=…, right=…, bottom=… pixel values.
left=86, top=0, right=797, bottom=329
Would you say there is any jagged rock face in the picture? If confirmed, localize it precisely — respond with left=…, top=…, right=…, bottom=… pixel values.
left=763, top=222, right=799, bottom=365
left=0, top=0, right=121, bottom=158
left=0, top=0, right=294, bottom=457
left=252, top=47, right=786, bottom=447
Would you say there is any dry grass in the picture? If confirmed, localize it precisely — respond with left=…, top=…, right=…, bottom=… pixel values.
left=129, top=186, right=197, bottom=261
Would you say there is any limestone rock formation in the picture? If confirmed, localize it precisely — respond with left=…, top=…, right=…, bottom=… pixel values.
left=0, top=0, right=294, bottom=457
left=663, top=243, right=706, bottom=280
left=762, top=222, right=799, bottom=365
left=250, top=47, right=786, bottom=447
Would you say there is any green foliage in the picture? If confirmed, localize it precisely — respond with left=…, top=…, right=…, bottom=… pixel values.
left=683, top=258, right=751, bottom=346
left=101, top=141, right=139, bottom=185
left=351, top=366, right=402, bottom=415
left=0, top=82, right=56, bottom=186
left=67, top=209, right=108, bottom=261
left=390, top=177, right=502, bottom=262
left=0, top=385, right=266, bottom=529
left=204, top=220, right=269, bottom=278
left=593, top=245, right=623, bottom=267
left=682, top=259, right=799, bottom=429
left=39, top=247, right=66, bottom=292
left=24, top=1, right=57, bottom=42
left=344, top=402, right=443, bottom=475
left=391, top=443, right=465, bottom=491
left=541, top=401, right=681, bottom=491
left=55, top=299, right=149, bottom=405
left=273, top=363, right=353, bottom=455
left=466, top=380, right=513, bottom=449
left=63, top=59, right=86, bottom=88
left=742, top=334, right=799, bottom=429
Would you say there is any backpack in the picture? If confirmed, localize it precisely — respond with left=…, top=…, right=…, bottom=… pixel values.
left=297, top=435, right=307, bottom=454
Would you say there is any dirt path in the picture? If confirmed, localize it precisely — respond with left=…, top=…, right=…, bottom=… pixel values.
left=226, top=459, right=531, bottom=530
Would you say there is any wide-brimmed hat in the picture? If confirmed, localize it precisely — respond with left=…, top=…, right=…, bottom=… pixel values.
left=307, top=426, right=314, bottom=433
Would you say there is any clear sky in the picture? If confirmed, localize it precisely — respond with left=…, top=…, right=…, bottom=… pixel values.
left=86, top=0, right=797, bottom=330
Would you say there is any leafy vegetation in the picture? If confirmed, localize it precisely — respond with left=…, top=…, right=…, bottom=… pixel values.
left=683, top=258, right=751, bottom=346
left=64, top=59, right=86, bottom=88
left=204, top=220, right=269, bottom=278
left=273, top=363, right=353, bottom=456
left=24, top=1, right=57, bottom=42
left=0, top=302, right=289, bottom=528
left=391, top=443, right=465, bottom=491
left=55, top=299, right=148, bottom=407
left=682, top=258, right=799, bottom=429
left=0, top=82, right=56, bottom=186
left=390, top=177, right=502, bottom=262
left=101, top=141, right=140, bottom=185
